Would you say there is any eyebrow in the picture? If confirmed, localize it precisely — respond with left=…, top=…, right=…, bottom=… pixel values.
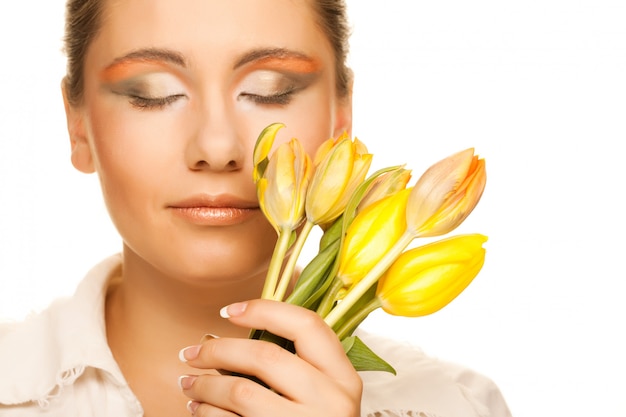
left=104, top=48, right=187, bottom=70
left=233, top=48, right=320, bottom=72
left=100, top=47, right=319, bottom=82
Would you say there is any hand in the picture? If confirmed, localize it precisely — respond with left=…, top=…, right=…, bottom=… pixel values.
left=178, top=299, right=363, bottom=416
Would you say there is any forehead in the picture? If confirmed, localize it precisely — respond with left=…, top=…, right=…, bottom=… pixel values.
left=90, top=0, right=332, bottom=69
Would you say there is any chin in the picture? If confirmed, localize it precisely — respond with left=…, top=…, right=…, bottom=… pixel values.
left=169, top=235, right=275, bottom=284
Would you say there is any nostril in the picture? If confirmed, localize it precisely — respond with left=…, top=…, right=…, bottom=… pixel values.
left=193, top=160, right=210, bottom=170
left=191, top=159, right=239, bottom=171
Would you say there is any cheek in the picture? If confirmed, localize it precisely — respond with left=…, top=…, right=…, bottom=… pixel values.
left=86, top=103, right=185, bottom=213
left=240, top=89, right=337, bottom=158
left=90, top=104, right=184, bottom=175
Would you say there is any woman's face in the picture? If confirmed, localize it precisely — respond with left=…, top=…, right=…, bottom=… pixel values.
left=65, top=0, right=351, bottom=285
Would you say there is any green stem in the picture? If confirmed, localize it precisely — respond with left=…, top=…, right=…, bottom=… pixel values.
left=261, top=231, right=292, bottom=300
left=316, top=276, right=345, bottom=318
left=273, top=220, right=315, bottom=301
left=335, top=297, right=382, bottom=340
left=323, top=230, right=415, bottom=327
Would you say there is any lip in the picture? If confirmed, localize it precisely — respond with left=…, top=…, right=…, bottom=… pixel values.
left=168, top=194, right=260, bottom=226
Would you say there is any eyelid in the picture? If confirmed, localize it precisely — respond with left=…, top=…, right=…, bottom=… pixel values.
left=104, top=71, right=188, bottom=111
left=237, top=69, right=315, bottom=98
left=107, top=72, right=187, bottom=99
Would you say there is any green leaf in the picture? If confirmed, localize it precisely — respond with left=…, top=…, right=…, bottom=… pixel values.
left=286, top=238, right=339, bottom=307
left=341, top=336, right=396, bottom=375
left=319, top=215, right=343, bottom=251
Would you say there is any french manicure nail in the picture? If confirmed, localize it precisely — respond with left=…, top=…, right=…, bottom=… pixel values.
left=178, top=345, right=201, bottom=362
left=187, top=400, right=200, bottom=413
left=178, top=375, right=197, bottom=390
left=220, top=301, right=247, bottom=318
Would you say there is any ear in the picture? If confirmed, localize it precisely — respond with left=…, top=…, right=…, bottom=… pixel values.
left=332, top=81, right=353, bottom=138
left=62, top=80, right=95, bottom=174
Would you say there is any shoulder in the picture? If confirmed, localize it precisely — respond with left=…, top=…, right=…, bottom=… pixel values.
left=0, top=255, right=124, bottom=408
left=0, top=297, right=71, bottom=406
left=356, top=330, right=512, bottom=417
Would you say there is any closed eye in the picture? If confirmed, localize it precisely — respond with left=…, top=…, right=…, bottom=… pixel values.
left=238, top=88, right=297, bottom=105
left=127, top=93, right=187, bottom=110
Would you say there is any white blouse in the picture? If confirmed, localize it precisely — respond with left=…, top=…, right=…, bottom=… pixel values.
left=0, top=255, right=512, bottom=417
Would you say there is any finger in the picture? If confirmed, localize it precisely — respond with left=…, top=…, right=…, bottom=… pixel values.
left=182, top=373, right=298, bottom=417
left=220, top=299, right=358, bottom=383
left=187, top=400, right=240, bottom=417
left=182, top=336, right=336, bottom=402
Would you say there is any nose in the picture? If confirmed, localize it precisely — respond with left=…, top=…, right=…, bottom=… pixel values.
left=185, top=103, right=244, bottom=172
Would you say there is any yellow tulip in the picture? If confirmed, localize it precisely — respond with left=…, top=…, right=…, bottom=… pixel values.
left=376, top=234, right=487, bottom=317
left=357, top=166, right=412, bottom=213
left=305, top=134, right=373, bottom=226
left=253, top=122, right=285, bottom=184
left=336, top=188, right=411, bottom=289
left=406, top=148, right=486, bottom=238
left=257, top=138, right=312, bottom=232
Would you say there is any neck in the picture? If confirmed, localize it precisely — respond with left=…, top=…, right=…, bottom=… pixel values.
left=105, top=246, right=266, bottom=363
left=104, top=246, right=267, bottom=416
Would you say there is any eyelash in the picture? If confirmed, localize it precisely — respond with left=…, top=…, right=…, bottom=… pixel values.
left=123, top=87, right=298, bottom=109
left=128, top=94, right=186, bottom=110
left=240, top=88, right=297, bottom=106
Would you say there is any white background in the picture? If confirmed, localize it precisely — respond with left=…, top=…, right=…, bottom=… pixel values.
left=1, top=1, right=625, bottom=416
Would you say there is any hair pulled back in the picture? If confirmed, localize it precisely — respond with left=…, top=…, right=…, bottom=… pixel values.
left=63, top=0, right=352, bottom=106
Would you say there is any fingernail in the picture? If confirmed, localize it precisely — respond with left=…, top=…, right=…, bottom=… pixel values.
left=178, top=345, right=201, bottom=362
left=178, top=375, right=197, bottom=390
left=187, top=400, right=200, bottom=414
left=220, top=302, right=247, bottom=318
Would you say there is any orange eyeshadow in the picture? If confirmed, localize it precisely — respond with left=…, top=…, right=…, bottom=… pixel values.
left=99, top=60, right=174, bottom=84
left=247, top=56, right=321, bottom=74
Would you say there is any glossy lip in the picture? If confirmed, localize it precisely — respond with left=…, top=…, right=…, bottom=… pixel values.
left=168, top=194, right=260, bottom=226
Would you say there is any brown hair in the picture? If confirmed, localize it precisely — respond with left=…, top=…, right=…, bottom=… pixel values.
left=62, top=0, right=353, bottom=106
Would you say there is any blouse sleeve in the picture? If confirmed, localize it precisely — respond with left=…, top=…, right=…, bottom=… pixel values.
left=355, top=330, right=512, bottom=417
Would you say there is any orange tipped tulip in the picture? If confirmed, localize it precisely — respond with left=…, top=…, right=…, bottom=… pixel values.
left=377, top=234, right=487, bottom=317
left=406, top=148, right=486, bottom=238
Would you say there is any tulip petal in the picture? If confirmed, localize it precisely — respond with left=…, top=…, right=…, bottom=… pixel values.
left=377, top=234, right=487, bottom=317
left=406, top=149, right=486, bottom=237
left=253, top=123, right=285, bottom=183
left=337, top=188, right=411, bottom=286
left=357, top=166, right=412, bottom=213
left=257, top=138, right=311, bottom=232
left=306, top=136, right=373, bottom=225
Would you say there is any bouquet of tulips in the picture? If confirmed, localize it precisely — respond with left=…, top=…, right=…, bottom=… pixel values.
left=251, top=122, right=487, bottom=374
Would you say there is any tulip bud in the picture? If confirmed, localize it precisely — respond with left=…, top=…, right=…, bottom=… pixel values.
left=336, top=188, right=411, bottom=289
left=377, top=234, right=487, bottom=317
left=357, top=166, right=412, bottom=213
left=253, top=123, right=285, bottom=184
left=257, top=138, right=312, bottom=232
left=406, top=148, right=486, bottom=238
left=305, top=134, right=373, bottom=227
